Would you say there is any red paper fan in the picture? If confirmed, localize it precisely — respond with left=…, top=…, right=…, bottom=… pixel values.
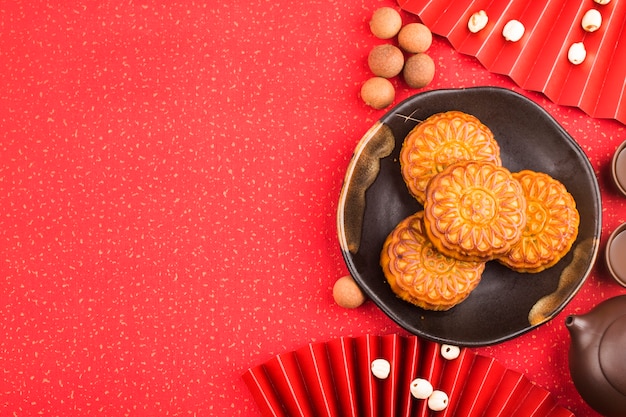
left=397, top=0, right=626, bottom=124
left=243, top=334, right=573, bottom=417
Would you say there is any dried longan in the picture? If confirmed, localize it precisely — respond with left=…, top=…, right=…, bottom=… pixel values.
left=360, top=77, right=395, bottom=109
left=403, top=53, right=435, bottom=89
left=333, top=275, right=366, bottom=308
left=398, top=23, right=432, bottom=53
left=368, top=44, right=405, bottom=78
left=369, top=7, right=402, bottom=39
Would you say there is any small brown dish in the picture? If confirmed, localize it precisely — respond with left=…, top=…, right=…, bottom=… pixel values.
left=611, top=140, right=626, bottom=197
left=605, top=223, right=626, bottom=287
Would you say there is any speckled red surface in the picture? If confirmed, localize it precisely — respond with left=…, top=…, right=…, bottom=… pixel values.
left=1, top=1, right=625, bottom=416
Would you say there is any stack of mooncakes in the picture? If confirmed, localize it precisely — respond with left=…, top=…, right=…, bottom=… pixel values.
left=381, top=111, right=580, bottom=311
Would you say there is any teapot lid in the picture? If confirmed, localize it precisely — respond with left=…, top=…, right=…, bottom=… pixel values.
left=599, top=314, right=626, bottom=396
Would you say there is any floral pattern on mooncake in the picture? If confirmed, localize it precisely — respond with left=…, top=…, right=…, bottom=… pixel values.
left=498, top=170, right=579, bottom=273
left=423, top=161, right=527, bottom=262
left=400, top=111, right=501, bottom=204
left=380, top=211, right=485, bottom=311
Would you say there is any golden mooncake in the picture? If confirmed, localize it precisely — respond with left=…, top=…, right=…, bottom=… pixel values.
left=423, top=160, right=527, bottom=262
left=400, top=111, right=501, bottom=204
left=380, top=211, right=485, bottom=311
left=498, top=170, right=580, bottom=273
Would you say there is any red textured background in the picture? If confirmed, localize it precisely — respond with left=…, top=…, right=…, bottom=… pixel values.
left=1, top=1, right=625, bottom=416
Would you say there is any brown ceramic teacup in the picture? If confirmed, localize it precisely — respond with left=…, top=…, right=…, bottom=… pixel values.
left=611, top=140, right=626, bottom=197
left=605, top=222, right=626, bottom=287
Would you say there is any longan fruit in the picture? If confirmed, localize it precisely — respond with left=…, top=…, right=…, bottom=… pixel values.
left=369, top=7, right=402, bottom=39
left=333, top=275, right=366, bottom=308
left=398, top=23, right=433, bottom=53
left=403, top=53, right=435, bottom=89
left=360, top=77, right=395, bottom=109
left=368, top=44, right=405, bottom=78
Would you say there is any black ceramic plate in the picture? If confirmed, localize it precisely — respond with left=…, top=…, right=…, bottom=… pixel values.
left=337, top=87, right=601, bottom=347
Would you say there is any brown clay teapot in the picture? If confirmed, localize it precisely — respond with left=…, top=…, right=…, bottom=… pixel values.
left=566, top=295, right=626, bottom=417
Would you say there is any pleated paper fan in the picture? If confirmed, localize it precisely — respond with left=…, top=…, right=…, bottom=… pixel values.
left=243, top=334, right=573, bottom=417
left=397, top=0, right=626, bottom=124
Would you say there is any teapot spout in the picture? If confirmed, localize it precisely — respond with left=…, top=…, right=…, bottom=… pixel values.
left=566, top=314, right=587, bottom=334
left=566, top=314, right=599, bottom=351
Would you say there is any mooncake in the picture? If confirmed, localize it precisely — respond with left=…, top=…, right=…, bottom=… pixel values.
left=423, top=160, right=527, bottom=262
left=498, top=170, right=579, bottom=273
left=400, top=111, right=501, bottom=204
left=380, top=211, right=485, bottom=311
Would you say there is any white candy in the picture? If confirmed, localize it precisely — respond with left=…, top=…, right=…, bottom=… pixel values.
left=410, top=378, right=433, bottom=399
left=582, top=9, right=602, bottom=32
left=441, top=344, right=460, bottom=360
left=468, top=10, right=488, bottom=33
left=568, top=42, right=587, bottom=65
left=428, top=390, right=449, bottom=411
left=594, top=0, right=610, bottom=4
left=370, top=359, right=391, bottom=379
left=502, top=20, right=525, bottom=42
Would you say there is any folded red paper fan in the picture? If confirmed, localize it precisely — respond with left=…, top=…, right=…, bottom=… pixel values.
left=397, top=0, right=626, bottom=124
left=243, top=334, right=573, bottom=417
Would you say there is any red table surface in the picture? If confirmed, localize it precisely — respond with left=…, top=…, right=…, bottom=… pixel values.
left=1, top=1, right=625, bottom=416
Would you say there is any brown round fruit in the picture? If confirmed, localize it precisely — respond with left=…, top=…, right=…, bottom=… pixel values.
left=369, top=7, right=402, bottom=39
left=333, top=275, right=366, bottom=308
left=403, top=53, right=435, bottom=89
left=360, top=77, right=395, bottom=109
left=398, top=23, right=433, bottom=53
left=368, top=44, right=405, bottom=78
